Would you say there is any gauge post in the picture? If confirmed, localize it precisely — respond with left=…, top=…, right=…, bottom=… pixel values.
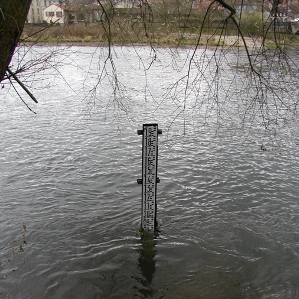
left=137, top=124, right=162, bottom=232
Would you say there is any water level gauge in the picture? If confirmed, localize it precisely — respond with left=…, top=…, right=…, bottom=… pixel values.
left=137, top=124, right=161, bottom=232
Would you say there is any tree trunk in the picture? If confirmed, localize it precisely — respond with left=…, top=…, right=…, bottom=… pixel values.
left=0, top=0, right=31, bottom=82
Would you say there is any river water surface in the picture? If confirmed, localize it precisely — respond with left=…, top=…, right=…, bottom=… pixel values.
left=1, top=45, right=299, bottom=299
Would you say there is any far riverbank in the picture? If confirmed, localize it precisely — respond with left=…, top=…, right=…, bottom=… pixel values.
left=21, top=23, right=298, bottom=49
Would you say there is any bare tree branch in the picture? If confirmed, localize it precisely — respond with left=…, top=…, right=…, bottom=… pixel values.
left=6, top=68, right=38, bottom=103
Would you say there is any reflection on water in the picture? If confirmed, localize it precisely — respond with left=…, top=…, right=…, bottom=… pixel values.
left=135, top=234, right=157, bottom=297
left=0, top=46, right=299, bottom=298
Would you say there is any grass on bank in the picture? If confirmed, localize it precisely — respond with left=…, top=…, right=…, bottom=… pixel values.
left=21, top=10, right=299, bottom=49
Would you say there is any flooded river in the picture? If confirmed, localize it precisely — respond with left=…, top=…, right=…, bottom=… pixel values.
left=1, top=45, right=299, bottom=298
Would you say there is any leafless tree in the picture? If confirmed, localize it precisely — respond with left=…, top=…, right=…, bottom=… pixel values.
left=1, top=0, right=299, bottom=143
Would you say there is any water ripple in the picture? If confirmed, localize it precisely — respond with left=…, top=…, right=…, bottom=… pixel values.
left=1, top=46, right=299, bottom=299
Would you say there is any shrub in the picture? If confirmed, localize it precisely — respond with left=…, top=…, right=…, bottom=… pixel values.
left=239, top=12, right=264, bottom=36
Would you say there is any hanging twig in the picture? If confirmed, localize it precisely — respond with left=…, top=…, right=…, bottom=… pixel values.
left=6, top=68, right=38, bottom=103
left=8, top=76, right=37, bottom=114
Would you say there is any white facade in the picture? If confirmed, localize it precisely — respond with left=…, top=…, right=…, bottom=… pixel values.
left=27, top=0, right=56, bottom=23
left=27, top=0, right=44, bottom=23
left=114, top=0, right=140, bottom=8
left=43, top=0, right=55, bottom=7
left=43, top=4, right=65, bottom=24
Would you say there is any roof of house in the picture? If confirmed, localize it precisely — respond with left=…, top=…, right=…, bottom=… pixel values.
left=44, top=3, right=102, bottom=12
left=192, top=0, right=299, bottom=16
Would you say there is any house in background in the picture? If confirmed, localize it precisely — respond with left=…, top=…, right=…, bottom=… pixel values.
left=43, top=0, right=55, bottom=6
left=192, top=0, right=262, bottom=14
left=263, top=0, right=299, bottom=22
left=27, top=0, right=57, bottom=23
left=43, top=4, right=65, bottom=24
left=43, top=3, right=104, bottom=24
left=114, top=0, right=141, bottom=8
left=27, top=0, right=44, bottom=23
left=84, top=4, right=105, bottom=23
left=234, top=1, right=262, bottom=15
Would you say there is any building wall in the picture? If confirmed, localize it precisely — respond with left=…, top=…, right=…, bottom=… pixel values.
left=44, top=0, right=55, bottom=7
left=27, top=0, right=44, bottom=23
left=43, top=4, right=65, bottom=24
left=27, top=0, right=56, bottom=23
left=114, top=0, right=140, bottom=9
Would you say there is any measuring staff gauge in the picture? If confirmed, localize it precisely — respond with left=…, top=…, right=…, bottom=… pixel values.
left=137, top=124, right=161, bottom=232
